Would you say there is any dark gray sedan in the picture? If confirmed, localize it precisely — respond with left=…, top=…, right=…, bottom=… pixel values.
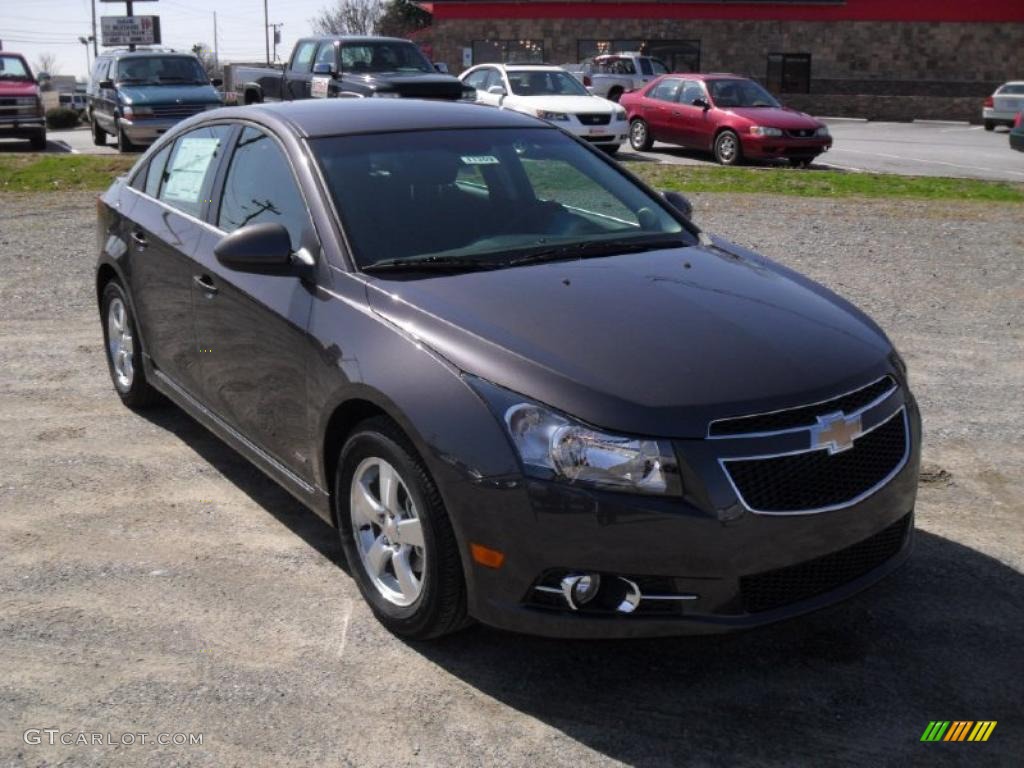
left=96, top=99, right=920, bottom=638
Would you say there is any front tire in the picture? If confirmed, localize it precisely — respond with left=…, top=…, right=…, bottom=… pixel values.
left=336, top=417, right=469, bottom=639
left=116, top=119, right=134, bottom=152
left=983, top=120, right=995, bottom=131
left=29, top=131, right=46, bottom=151
left=92, top=118, right=106, bottom=146
left=602, top=144, right=621, bottom=156
left=714, top=129, right=743, bottom=165
left=629, top=118, right=653, bottom=151
left=101, top=281, right=160, bottom=408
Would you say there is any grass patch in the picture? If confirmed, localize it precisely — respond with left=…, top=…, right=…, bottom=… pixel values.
left=630, top=164, right=1024, bottom=203
left=0, top=154, right=135, bottom=193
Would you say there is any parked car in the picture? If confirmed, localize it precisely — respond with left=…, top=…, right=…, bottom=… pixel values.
left=622, top=73, right=832, bottom=166
left=1010, top=111, right=1024, bottom=152
left=0, top=51, right=46, bottom=150
left=232, top=36, right=468, bottom=104
left=96, top=99, right=919, bottom=639
left=460, top=63, right=627, bottom=153
left=983, top=82, right=1024, bottom=130
left=86, top=48, right=222, bottom=152
left=564, top=53, right=670, bottom=102
left=58, top=91, right=88, bottom=116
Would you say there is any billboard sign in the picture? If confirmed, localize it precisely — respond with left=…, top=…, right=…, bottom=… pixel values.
left=101, top=16, right=161, bottom=47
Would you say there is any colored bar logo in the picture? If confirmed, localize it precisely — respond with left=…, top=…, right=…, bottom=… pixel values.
left=921, top=721, right=997, bottom=742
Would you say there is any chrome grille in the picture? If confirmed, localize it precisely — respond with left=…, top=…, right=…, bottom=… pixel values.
left=709, top=376, right=896, bottom=437
left=577, top=113, right=612, bottom=126
left=150, top=103, right=206, bottom=119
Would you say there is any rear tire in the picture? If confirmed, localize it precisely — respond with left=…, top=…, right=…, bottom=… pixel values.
left=92, top=119, right=106, bottom=146
left=629, top=118, right=653, bottom=151
left=984, top=120, right=995, bottom=131
left=607, top=87, right=623, bottom=103
left=336, top=417, right=470, bottom=639
left=788, top=157, right=811, bottom=168
left=714, top=130, right=743, bottom=166
left=100, top=281, right=160, bottom=409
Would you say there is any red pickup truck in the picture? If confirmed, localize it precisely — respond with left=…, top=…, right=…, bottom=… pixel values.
left=0, top=52, right=46, bottom=150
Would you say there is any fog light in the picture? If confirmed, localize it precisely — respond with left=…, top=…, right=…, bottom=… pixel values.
left=561, top=573, right=601, bottom=610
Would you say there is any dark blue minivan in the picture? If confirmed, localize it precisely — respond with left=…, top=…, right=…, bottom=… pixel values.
left=87, top=49, right=222, bottom=152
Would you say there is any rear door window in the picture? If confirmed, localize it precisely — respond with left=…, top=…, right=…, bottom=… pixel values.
left=158, top=125, right=233, bottom=217
left=143, top=144, right=173, bottom=197
left=649, top=78, right=683, bottom=102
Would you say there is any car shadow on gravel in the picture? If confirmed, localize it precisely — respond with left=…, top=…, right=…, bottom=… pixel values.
left=137, top=405, right=346, bottom=570
left=412, top=533, right=1023, bottom=766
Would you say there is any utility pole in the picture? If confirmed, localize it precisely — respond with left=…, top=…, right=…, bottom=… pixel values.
left=263, top=0, right=270, bottom=65
left=126, top=0, right=135, bottom=52
left=213, top=12, right=219, bottom=69
left=91, top=0, right=98, bottom=56
left=269, top=23, right=283, bottom=63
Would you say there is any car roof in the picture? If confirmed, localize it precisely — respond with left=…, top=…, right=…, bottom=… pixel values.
left=100, top=50, right=195, bottom=59
left=222, top=98, right=552, bottom=138
left=298, top=35, right=415, bottom=44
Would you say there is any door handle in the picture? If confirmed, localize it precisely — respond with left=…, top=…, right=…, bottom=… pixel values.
left=193, top=274, right=219, bottom=295
left=130, top=230, right=148, bottom=248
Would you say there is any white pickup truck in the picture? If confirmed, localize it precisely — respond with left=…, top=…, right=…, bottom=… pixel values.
left=563, top=53, right=670, bottom=102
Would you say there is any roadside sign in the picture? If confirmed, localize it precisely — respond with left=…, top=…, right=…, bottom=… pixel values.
left=101, top=15, right=162, bottom=46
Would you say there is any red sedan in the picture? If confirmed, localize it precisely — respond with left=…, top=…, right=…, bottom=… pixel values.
left=621, top=73, right=832, bottom=166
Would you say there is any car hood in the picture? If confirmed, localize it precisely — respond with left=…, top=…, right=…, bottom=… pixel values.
left=508, top=94, right=616, bottom=114
left=0, top=80, right=39, bottom=97
left=119, top=83, right=220, bottom=106
left=365, top=238, right=894, bottom=438
left=723, top=106, right=822, bottom=129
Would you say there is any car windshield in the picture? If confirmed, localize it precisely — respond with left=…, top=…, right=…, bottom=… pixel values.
left=506, top=70, right=589, bottom=97
left=116, top=56, right=208, bottom=85
left=999, top=84, right=1024, bottom=95
left=0, top=56, right=32, bottom=80
left=707, top=79, right=780, bottom=108
left=340, top=42, right=433, bottom=73
left=311, top=127, right=691, bottom=271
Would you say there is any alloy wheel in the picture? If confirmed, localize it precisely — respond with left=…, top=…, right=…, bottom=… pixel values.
left=717, top=132, right=738, bottom=163
left=349, top=457, right=426, bottom=607
left=630, top=120, right=647, bottom=149
left=106, top=297, right=134, bottom=391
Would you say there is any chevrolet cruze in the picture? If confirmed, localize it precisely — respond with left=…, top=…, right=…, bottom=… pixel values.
left=96, top=100, right=919, bottom=638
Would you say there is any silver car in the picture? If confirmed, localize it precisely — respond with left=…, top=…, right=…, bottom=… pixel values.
left=983, top=81, right=1024, bottom=130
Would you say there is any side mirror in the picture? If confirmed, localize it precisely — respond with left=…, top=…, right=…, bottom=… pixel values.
left=312, top=63, right=336, bottom=77
left=692, top=98, right=710, bottom=110
left=99, top=79, right=115, bottom=90
left=487, top=84, right=507, bottom=97
left=662, top=190, right=693, bottom=220
left=211, top=77, right=223, bottom=87
left=433, top=62, right=450, bottom=74
left=214, top=222, right=293, bottom=274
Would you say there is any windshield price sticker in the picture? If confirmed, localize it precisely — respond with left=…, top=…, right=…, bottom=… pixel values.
left=162, top=137, right=221, bottom=203
left=311, top=77, right=330, bottom=99
left=461, top=155, right=500, bottom=165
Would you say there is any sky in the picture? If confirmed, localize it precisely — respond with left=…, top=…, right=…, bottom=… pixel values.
left=1, top=0, right=335, bottom=79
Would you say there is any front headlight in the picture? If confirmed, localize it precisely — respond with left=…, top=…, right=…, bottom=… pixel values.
left=536, top=110, right=571, bottom=122
left=123, top=106, right=153, bottom=119
left=815, top=125, right=830, bottom=137
left=749, top=125, right=783, bottom=137
left=504, top=403, right=682, bottom=495
left=373, top=91, right=401, bottom=99
left=614, top=108, right=627, bottom=122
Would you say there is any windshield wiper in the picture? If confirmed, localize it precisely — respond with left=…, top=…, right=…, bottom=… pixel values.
left=504, top=236, right=687, bottom=267
left=361, top=254, right=499, bottom=274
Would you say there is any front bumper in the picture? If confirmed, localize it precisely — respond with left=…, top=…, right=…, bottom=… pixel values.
left=118, top=117, right=180, bottom=144
left=566, top=121, right=628, bottom=146
left=741, top=133, right=832, bottom=160
left=451, top=392, right=920, bottom=638
left=0, top=116, right=45, bottom=137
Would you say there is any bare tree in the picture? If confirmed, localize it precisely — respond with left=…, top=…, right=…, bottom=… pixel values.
left=191, top=43, right=222, bottom=80
left=35, top=52, right=59, bottom=77
left=311, top=0, right=383, bottom=36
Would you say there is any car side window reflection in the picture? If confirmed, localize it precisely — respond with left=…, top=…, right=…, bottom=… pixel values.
left=143, top=144, right=172, bottom=198
left=157, top=125, right=232, bottom=218
left=650, top=78, right=683, bottom=102
left=218, top=127, right=312, bottom=250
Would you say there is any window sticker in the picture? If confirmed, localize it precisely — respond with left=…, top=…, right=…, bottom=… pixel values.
left=311, top=76, right=330, bottom=98
left=163, top=137, right=221, bottom=203
left=461, top=155, right=499, bottom=165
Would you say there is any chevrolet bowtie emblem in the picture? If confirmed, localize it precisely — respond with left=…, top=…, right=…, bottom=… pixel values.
left=812, top=411, right=863, bottom=454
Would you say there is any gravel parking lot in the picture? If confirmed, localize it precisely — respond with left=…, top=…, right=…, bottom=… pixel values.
left=1, top=191, right=1021, bottom=767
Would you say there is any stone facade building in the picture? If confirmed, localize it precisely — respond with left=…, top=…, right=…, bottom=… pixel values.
left=420, top=0, right=1024, bottom=122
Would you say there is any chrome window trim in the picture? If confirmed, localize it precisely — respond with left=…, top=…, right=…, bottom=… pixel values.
left=706, top=375, right=897, bottom=440
left=719, top=406, right=910, bottom=517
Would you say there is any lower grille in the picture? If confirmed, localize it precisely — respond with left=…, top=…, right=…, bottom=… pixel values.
left=724, top=409, right=908, bottom=513
left=786, top=128, right=818, bottom=138
left=150, top=104, right=206, bottom=119
left=577, top=113, right=612, bottom=126
left=740, top=513, right=911, bottom=612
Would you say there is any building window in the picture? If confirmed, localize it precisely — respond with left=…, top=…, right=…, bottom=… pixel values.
left=767, top=53, right=811, bottom=94
left=577, top=40, right=700, bottom=73
left=471, top=40, right=544, bottom=65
